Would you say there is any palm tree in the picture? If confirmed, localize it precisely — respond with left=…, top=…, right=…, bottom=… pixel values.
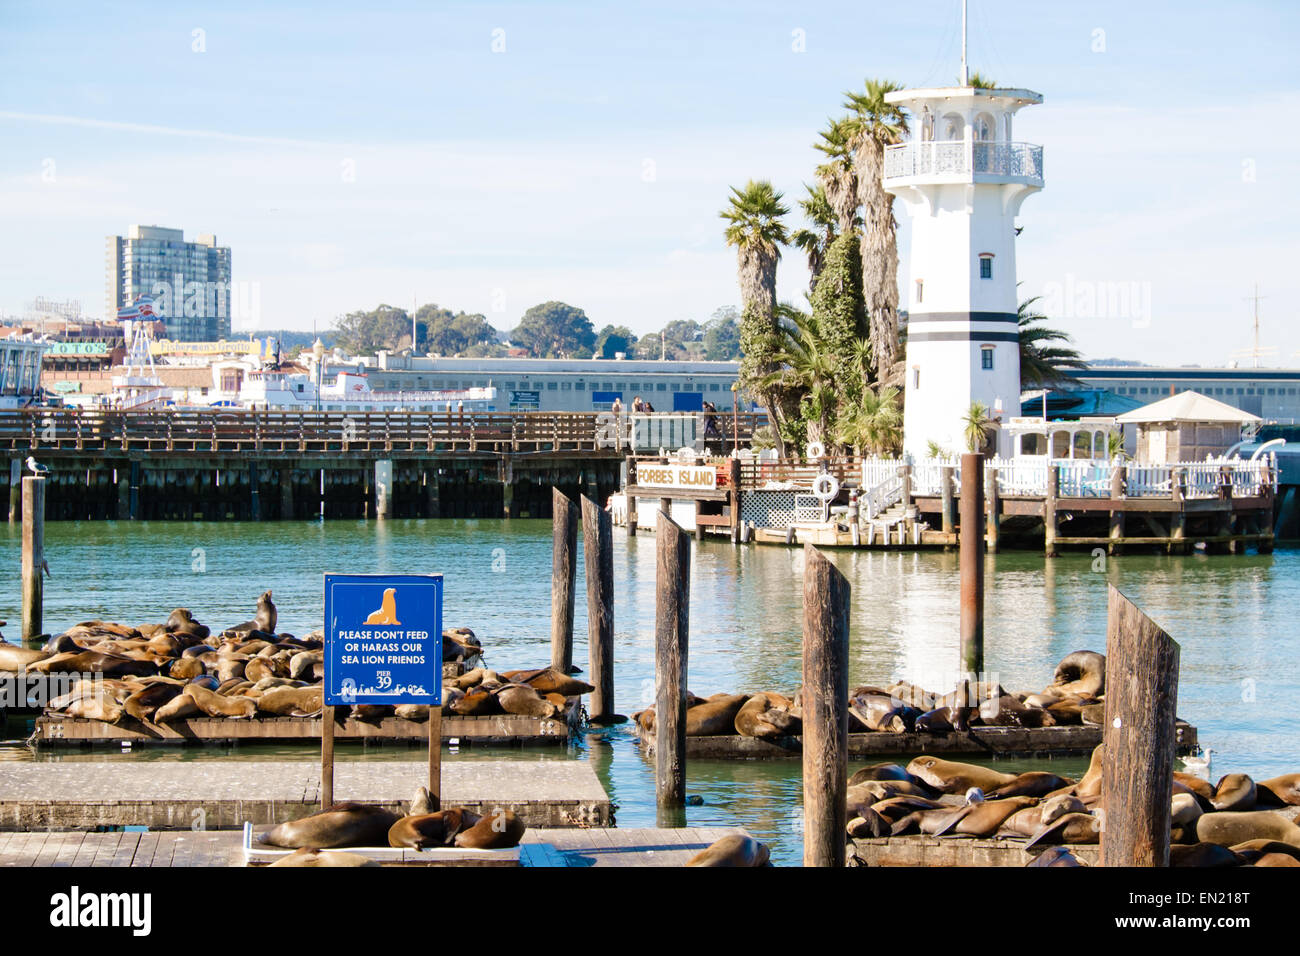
left=835, top=385, right=902, bottom=456
left=813, top=118, right=860, bottom=235
left=759, top=305, right=839, bottom=448
left=1018, top=295, right=1088, bottom=387
left=967, top=71, right=997, bottom=89
left=789, top=184, right=839, bottom=294
left=962, top=400, right=996, bottom=453
left=844, top=79, right=909, bottom=383
left=720, top=180, right=791, bottom=453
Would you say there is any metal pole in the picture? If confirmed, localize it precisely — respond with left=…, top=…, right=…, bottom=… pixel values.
left=959, top=453, right=984, bottom=675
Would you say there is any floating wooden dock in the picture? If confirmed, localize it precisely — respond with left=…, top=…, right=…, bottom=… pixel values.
left=637, top=721, right=1198, bottom=758
left=32, top=710, right=577, bottom=748
left=849, top=835, right=1099, bottom=867
left=0, top=760, right=610, bottom=830
left=0, top=826, right=751, bottom=867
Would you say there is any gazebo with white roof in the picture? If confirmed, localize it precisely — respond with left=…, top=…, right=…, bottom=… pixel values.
left=1116, top=391, right=1261, bottom=463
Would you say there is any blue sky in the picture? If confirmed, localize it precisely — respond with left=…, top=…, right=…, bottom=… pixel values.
left=1, top=0, right=1298, bottom=365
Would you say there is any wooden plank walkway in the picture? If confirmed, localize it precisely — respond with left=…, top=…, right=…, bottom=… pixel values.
left=0, top=827, right=749, bottom=867
left=849, top=835, right=1100, bottom=867
left=33, top=711, right=575, bottom=747
left=0, top=760, right=610, bottom=830
left=636, top=722, right=1198, bottom=759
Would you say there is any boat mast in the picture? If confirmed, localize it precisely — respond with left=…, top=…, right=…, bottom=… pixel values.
left=961, top=0, right=969, bottom=85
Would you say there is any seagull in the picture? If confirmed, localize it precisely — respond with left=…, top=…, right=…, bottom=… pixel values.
left=25, top=456, right=48, bottom=476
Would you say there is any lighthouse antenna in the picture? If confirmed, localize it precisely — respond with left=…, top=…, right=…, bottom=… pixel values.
left=961, top=0, right=969, bottom=85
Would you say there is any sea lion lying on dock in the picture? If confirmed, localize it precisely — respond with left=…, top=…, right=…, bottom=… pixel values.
left=906, top=756, right=1017, bottom=794
left=685, top=834, right=769, bottom=867
left=686, top=694, right=750, bottom=736
left=1045, top=650, right=1106, bottom=699
left=734, top=692, right=800, bottom=739
left=266, top=847, right=377, bottom=867
left=389, top=808, right=479, bottom=848
left=454, top=809, right=526, bottom=849
left=0, top=639, right=49, bottom=672
left=258, top=803, right=403, bottom=849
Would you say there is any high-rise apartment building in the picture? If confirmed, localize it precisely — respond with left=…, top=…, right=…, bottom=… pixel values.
left=105, top=225, right=232, bottom=341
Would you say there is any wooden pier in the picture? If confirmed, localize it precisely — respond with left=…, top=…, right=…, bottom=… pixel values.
left=0, top=760, right=610, bottom=830
left=0, top=826, right=752, bottom=867
left=849, top=835, right=1099, bottom=867
left=636, top=721, right=1198, bottom=759
left=31, top=711, right=577, bottom=748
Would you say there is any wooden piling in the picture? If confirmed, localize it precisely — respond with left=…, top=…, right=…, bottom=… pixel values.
left=279, top=468, right=294, bottom=520
left=581, top=494, right=615, bottom=720
left=321, top=705, right=334, bottom=810
left=1044, top=462, right=1059, bottom=557
left=985, top=465, right=1000, bottom=553
left=375, top=460, right=392, bottom=519
left=1100, top=586, right=1180, bottom=867
left=128, top=461, right=141, bottom=520
left=550, top=488, right=579, bottom=674
left=959, top=454, right=985, bottom=675
left=1108, top=464, right=1126, bottom=555
left=655, top=513, right=690, bottom=809
left=250, top=462, right=261, bottom=521
left=21, top=475, right=45, bottom=644
left=8, top=459, right=19, bottom=523
left=940, top=465, right=954, bottom=537
left=801, top=544, right=850, bottom=868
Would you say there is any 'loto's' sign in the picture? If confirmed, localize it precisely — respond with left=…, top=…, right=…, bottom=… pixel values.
left=635, top=463, right=717, bottom=491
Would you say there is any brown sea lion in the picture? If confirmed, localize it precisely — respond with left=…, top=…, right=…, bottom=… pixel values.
left=1080, top=703, right=1105, bottom=726
left=496, top=683, right=558, bottom=718
left=886, top=681, right=936, bottom=709
left=442, top=627, right=482, bottom=661
left=946, top=796, right=1040, bottom=837
left=449, top=689, right=499, bottom=716
left=1002, top=794, right=1087, bottom=837
left=906, top=756, right=1017, bottom=794
left=1074, top=744, right=1104, bottom=801
left=388, top=809, right=477, bottom=849
left=1046, top=650, right=1106, bottom=698
left=453, top=808, right=526, bottom=849
left=289, top=650, right=323, bottom=680
left=394, top=704, right=429, bottom=722
left=1168, top=843, right=1243, bottom=867
left=850, top=695, right=917, bottom=733
left=352, top=705, right=393, bottom=725
left=846, top=809, right=890, bottom=839
left=167, top=657, right=205, bottom=680
left=684, top=834, right=769, bottom=867
left=1230, top=839, right=1300, bottom=862
left=66, top=692, right=124, bottom=723
left=256, top=685, right=324, bottom=717
left=30, top=650, right=157, bottom=678
left=152, top=693, right=202, bottom=722
left=686, top=694, right=750, bottom=736
left=228, top=591, right=276, bottom=635
left=1255, top=774, right=1300, bottom=807
left=183, top=682, right=256, bottom=718
left=1171, top=792, right=1204, bottom=828
left=258, top=803, right=402, bottom=849
left=734, top=692, right=800, bottom=739
left=986, top=772, right=1076, bottom=800
left=1027, top=846, right=1084, bottom=867
left=1173, top=771, right=1216, bottom=802
left=1254, top=852, right=1300, bottom=866
left=1195, top=811, right=1300, bottom=848
left=1211, top=773, right=1257, bottom=812
left=123, top=681, right=182, bottom=722
left=847, top=780, right=937, bottom=806
left=848, top=763, right=913, bottom=785
left=266, top=847, right=377, bottom=867
left=1026, top=811, right=1102, bottom=847
left=0, top=640, right=49, bottom=672
left=501, top=668, right=594, bottom=697
left=978, top=696, right=1055, bottom=728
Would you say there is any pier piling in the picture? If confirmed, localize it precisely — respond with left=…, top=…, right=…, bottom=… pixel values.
left=1044, top=462, right=1059, bottom=557
left=940, top=465, right=955, bottom=540
left=655, top=513, right=690, bottom=811
left=374, top=460, right=392, bottom=519
left=581, top=494, right=615, bottom=720
left=1100, top=586, right=1180, bottom=867
left=1108, top=464, right=1126, bottom=555
left=21, top=475, right=45, bottom=644
left=985, top=465, right=1000, bottom=553
left=8, top=459, right=19, bottom=523
left=959, top=453, right=985, bottom=675
left=801, top=544, right=850, bottom=867
left=550, top=489, right=579, bottom=674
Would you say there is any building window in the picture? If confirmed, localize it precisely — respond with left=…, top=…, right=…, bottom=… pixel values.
left=547, top=382, right=558, bottom=391
left=656, top=383, right=667, bottom=391
left=979, top=255, right=993, bottom=279
left=915, top=279, right=924, bottom=303
left=981, top=346, right=994, bottom=371
left=709, top=383, right=720, bottom=391
left=575, top=382, right=586, bottom=390
left=913, top=367, right=920, bottom=390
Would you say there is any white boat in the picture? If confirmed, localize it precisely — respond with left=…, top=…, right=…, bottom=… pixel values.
left=239, top=368, right=497, bottom=412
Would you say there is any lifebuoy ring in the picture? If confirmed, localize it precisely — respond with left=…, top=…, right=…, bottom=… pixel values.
left=812, top=474, right=840, bottom=501
left=806, top=441, right=825, bottom=461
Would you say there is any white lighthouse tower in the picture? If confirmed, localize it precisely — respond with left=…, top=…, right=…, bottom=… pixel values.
left=884, top=76, right=1044, bottom=458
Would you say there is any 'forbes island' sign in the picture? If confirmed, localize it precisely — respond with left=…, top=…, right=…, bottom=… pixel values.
left=323, top=573, right=442, bottom=706
left=635, top=462, right=717, bottom=491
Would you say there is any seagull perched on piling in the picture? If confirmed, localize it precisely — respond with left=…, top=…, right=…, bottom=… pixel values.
left=25, top=456, right=48, bottom=476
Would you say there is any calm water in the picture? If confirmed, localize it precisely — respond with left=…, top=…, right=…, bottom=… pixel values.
left=0, top=518, right=1294, bottom=865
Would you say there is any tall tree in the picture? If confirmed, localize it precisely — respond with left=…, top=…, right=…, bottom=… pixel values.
left=333, top=304, right=410, bottom=354
left=510, top=301, right=596, bottom=357
left=810, top=230, right=867, bottom=395
left=790, top=184, right=841, bottom=294
left=702, top=306, right=742, bottom=361
left=595, top=324, right=637, bottom=359
left=759, top=305, right=837, bottom=450
left=1018, top=295, right=1087, bottom=386
left=720, top=179, right=791, bottom=454
left=844, top=79, right=908, bottom=384
left=813, top=118, right=860, bottom=235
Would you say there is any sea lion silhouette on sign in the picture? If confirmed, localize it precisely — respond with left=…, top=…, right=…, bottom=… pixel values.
left=364, top=588, right=401, bottom=626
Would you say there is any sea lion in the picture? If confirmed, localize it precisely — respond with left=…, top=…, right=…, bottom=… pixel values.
left=394, top=704, right=429, bottom=722
left=1026, top=811, right=1102, bottom=847
left=183, top=682, right=256, bottom=719
left=0, top=640, right=49, bottom=672
left=388, top=809, right=477, bottom=849
left=123, top=681, right=182, bottom=722
left=1230, top=839, right=1300, bottom=863
left=978, top=696, right=1055, bottom=728
left=1168, top=843, right=1243, bottom=867
left=442, top=627, right=482, bottom=661
left=1253, top=852, right=1300, bottom=866
left=846, top=809, right=890, bottom=838
left=66, top=692, right=124, bottom=723
left=153, top=693, right=202, bottom=722
left=986, top=772, right=1075, bottom=800
left=256, top=685, right=323, bottom=717
left=449, top=689, right=499, bottom=716
left=289, top=649, right=323, bottom=680
left=734, top=692, right=800, bottom=739
left=914, top=706, right=968, bottom=733
left=1074, top=744, right=1104, bottom=801
left=1002, top=794, right=1087, bottom=838
left=453, top=808, right=526, bottom=849
left=1045, top=650, right=1106, bottom=698
left=887, top=681, right=936, bottom=709
left=1173, top=771, right=1216, bottom=802
left=1194, top=811, right=1300, bottom=848
left=352, top=705, right=393, bottom=725
left=686, top=694, right=750, bottom=736
left=847, top=780, right=937, bottom=806
left=266, top=847, right=377, bottom=867
left=1027, top=846, right=1084, bottom=867
left=946, top=796, right=1040, bottom=837
left=30, top=650, right=157, bottom=678
left=258, top=803, right=403, bottom=849
left=1255, top=774, right=1300, bottom=807
left=1211, top=773, right=1257, bottom=812
left=1080, top=703, right=1105, bottom=726
left=684, top=834, right=769, bottom=867
left=906, top=756, right=1017, bottom=795
left=496, top=683, right=558, bottom=719
left=1171, top=792, right=1204, bottom=828
left=502, top=668, right=594, bottom=697
left=848, top=763, right=913, bottom=785
left=850, top=695, right=918, bottom=733
left=364, top=589, right=399, bottom=626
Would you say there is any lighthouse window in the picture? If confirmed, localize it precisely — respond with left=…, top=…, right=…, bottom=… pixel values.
left=981, top=347, right=995, bottom=370
left=915, top=279, right=924, bottom=303
left=979, top=257, right=993, bottom=279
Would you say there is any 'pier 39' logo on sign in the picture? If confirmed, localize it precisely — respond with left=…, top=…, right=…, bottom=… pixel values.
left=323, top=573, right=443, bottom=707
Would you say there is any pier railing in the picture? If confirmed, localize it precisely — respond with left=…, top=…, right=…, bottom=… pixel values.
left=0, top=409, right=765, bottom=458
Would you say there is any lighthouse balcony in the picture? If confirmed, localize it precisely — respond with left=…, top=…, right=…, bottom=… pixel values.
left=884, top=140, right=1043, bottom=187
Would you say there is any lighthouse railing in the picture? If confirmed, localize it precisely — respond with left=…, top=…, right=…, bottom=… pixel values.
left=884, top=141, right=1043, bottom=182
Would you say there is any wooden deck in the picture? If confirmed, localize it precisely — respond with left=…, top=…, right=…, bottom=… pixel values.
left=0, top=759, right=610, bottom=830
left=849, top=834, right=1099, bottom=867
left=0, top=827, right=751, bottom=867
left=636, top=721, right=1198, bottom=759
left=32, top=711, right=576, bottom=748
